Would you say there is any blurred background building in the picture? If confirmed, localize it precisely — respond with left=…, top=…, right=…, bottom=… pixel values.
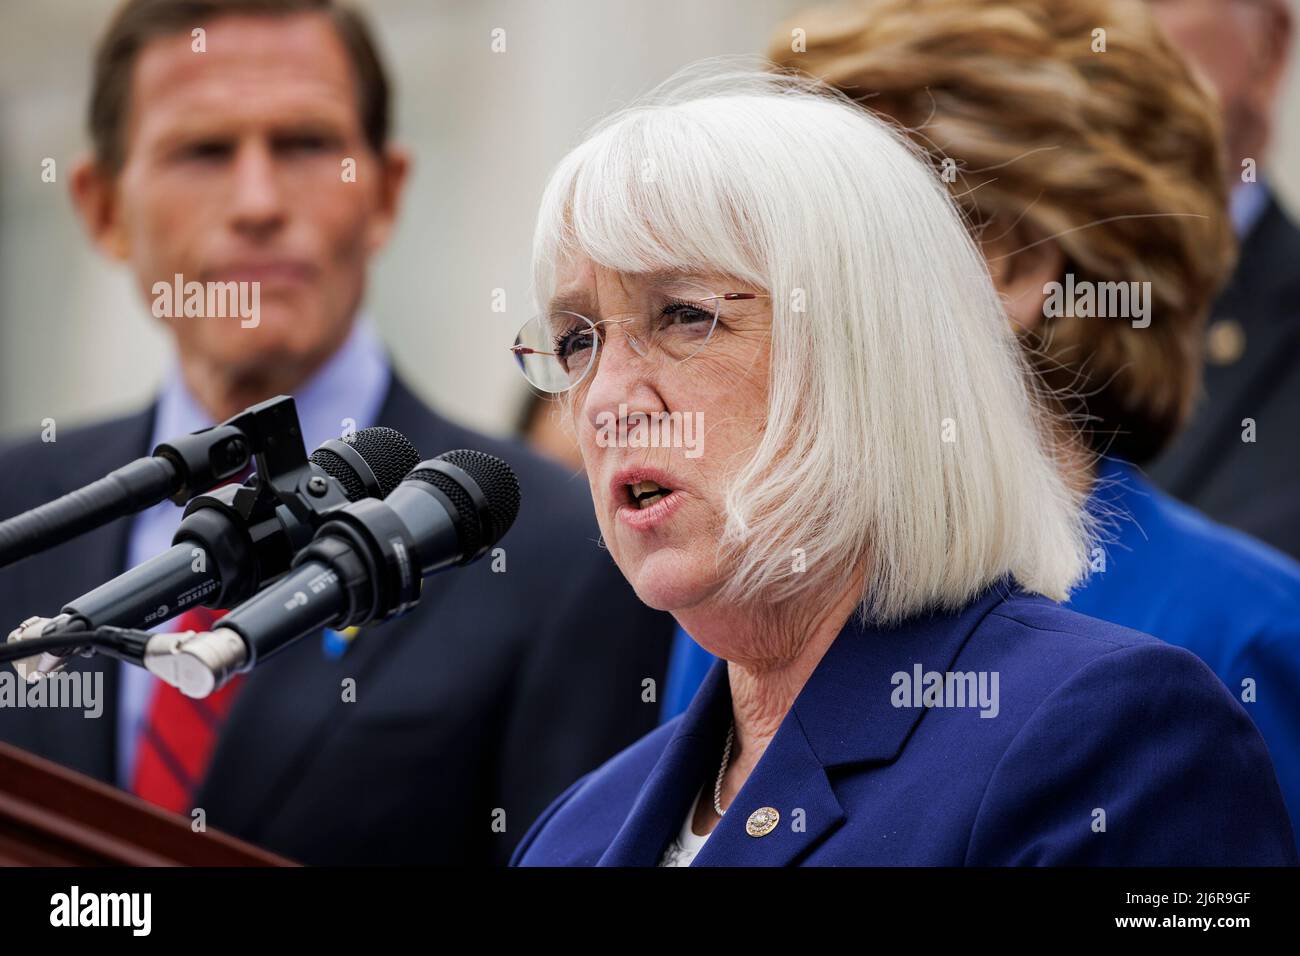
left=1, top=0, right=1297, bottom=439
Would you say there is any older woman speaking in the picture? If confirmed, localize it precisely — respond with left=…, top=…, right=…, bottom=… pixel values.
left=507, top=67, right=1295, bottom=866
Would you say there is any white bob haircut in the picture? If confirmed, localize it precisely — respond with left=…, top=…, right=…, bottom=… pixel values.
left=531, top=61, right=1091, bottom=623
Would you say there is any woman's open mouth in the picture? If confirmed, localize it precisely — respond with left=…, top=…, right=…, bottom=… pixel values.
left=612, top=471, right=684, bottom=530
left=627, top=479, right=673, bottom=509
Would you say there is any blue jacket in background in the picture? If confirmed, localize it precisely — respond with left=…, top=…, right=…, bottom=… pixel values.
left=516, top=584, right=1296, bottom=865
left=659, top=458, right=1300, bottom=850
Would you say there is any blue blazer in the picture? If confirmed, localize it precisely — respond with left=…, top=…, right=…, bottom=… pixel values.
left=661, top=458, right=1300, bottom=850
left=513, top=584, right=1297, bottom=865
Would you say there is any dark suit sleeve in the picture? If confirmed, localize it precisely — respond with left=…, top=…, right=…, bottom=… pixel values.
left=491, top=549, right=670, bottom=866
left=965, top=642, right=1298, bottom=865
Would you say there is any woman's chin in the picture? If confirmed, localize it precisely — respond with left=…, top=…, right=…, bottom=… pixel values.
left=621, top=549, right=715, bottom=613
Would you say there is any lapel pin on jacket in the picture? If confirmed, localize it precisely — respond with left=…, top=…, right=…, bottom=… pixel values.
left=746, top=807, right=780, bottom=837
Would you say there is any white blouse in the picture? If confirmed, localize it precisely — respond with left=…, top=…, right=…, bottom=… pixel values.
left=658, top=787, right=715, bottom=867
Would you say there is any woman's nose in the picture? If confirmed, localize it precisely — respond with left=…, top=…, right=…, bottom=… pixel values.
left=580, top=330, right=664, bottom=433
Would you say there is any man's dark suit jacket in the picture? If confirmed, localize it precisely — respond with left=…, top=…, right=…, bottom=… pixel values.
left=0, top=375, right=673, bottom=865
left=1151, top=196, right=1300, bottom=560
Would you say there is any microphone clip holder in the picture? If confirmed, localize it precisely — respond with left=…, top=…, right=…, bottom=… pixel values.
left=154, top=394, right=306, bottom=505
left=173, top=432, right=365, bottom=609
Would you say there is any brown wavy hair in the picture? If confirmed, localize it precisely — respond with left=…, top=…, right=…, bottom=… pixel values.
left=769, top=0, right=1235, bottom=463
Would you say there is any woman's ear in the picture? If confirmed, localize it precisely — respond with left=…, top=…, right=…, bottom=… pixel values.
left=980, top=230, right=1066, bottom=333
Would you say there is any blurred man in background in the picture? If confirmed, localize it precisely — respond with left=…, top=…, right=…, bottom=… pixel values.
left=1146, top=0, right=1300, bottom=559
left=0, top=0, right=673, bottom=864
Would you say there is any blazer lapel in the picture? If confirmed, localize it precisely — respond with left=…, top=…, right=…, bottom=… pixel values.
left=597, top=661, right=733, bottom=865
left=691, top=582, right=1013, bottom=866
left=690, top=715, right=845, bottom=867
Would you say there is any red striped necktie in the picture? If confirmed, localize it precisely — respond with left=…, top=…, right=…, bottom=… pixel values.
left=131, top=605, right=245, bottom=813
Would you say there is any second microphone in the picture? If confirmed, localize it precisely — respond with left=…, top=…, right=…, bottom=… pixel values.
left=143, top=449, right=522, bottom=697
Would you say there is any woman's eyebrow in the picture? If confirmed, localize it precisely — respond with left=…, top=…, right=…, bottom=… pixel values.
left=547, top=292, right=592, bottom=314
left=547, top=272, right=722, bottom=313
left=643, top=269, right=717, bottom=288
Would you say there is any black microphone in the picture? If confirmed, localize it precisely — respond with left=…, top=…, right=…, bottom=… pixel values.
left=142, top=450, right=521, bottom=697
left=0, top=394, right=304, bottom=570
left=52, top=427, right=421, bottom=636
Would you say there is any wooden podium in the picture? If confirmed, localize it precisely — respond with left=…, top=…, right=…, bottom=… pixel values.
left=0, top=741, right=294, bottom=865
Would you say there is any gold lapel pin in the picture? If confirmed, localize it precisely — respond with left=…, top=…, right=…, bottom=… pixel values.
left=746, top=807, right=780, bottom=837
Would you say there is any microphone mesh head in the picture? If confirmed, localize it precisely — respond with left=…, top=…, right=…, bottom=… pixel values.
left=407, top=449, right=521, bottom=556
left=310, top=426, right=420, bottom=500
left=437, top=449, right=522, bottom=547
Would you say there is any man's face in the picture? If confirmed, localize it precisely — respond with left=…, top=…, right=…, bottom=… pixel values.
left=1148, top=0, right=1292, bottom=170
left=93, top=12, right=403, bottom=378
